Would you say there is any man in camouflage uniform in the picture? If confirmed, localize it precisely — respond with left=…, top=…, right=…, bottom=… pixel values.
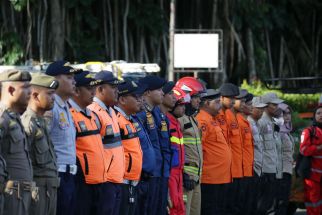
left=0, top=69, right=37, bottom=215
left=21, top=73, right=60, bottom=215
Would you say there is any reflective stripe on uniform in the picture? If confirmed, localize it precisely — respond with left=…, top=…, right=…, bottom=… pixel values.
left=182, top=137, right=201, bottom=145
left=184, top=165, right=200, bottom=175
left=305, top=200, right=322, bottom=208
left=170, top=136, right=184, bottom=145
left=311, top=168, right=322, bottom=173
left=102, top=141, right=122, bottom=149
left=313, top=155, right=322, bottom=159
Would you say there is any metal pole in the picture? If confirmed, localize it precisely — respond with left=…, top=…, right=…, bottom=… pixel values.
left=168, top=0, right=176, bottom=81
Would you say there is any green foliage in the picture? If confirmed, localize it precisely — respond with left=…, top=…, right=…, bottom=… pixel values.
left=0, top=32, right=24, bottom=65
left=241, top=80, right=321, bottom=113
left=10, top=0, right=28, bottom=12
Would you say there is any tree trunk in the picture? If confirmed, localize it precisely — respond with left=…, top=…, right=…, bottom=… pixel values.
left=246, top=27, right=256, bottom=82
left=107, top=0, right=114, bottom=60
left=278, top=36, right=285, bottom=78
left=265, top=28, right=275, bottom=80
left=39, top=0, right=48, bottom=62
left=103, top=0, right=109, bottom=59
left=168, top=0, right=175, bottom=81
left=211, top=0, right=218, bottom=28
left=50, top=0, right=64, bottom=60
left=114, top=0, right=119, bottom=59
left=26, top=0, right=32, bottom=60
left=123, top=0, right=130, bottom=61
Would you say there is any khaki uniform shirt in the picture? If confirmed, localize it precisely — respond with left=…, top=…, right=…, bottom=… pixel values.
left=21, top=108, right=58, bottom=179
left=247, top=116, right=263, bottom=176
left=0, top=102, right=33, bottom=181
left=258, top=112, right=277, bottom=174
left=178, top=114, right=203, bottom=182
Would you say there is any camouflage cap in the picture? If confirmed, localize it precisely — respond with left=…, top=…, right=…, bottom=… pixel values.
left=30, top=72, right=59, bottom=89
left=0, top=69, right=31, bottom=82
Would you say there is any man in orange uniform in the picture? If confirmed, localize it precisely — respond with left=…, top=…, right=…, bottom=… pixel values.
left=196, top=89, right=232, bottom=215
left=88, top=71, right=125, bottom=215
left=234, top=90, right=255, bottom=215
left=167, top=87, right=188, bottom=215
left=218, top=83, right=245, bottom=214
left=115, top=81, right=145, bottom=215
left=68, top=70, right=112, bottom=214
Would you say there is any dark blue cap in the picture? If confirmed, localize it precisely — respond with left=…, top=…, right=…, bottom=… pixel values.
left=118, top=81, right=147, bottom=97
left=46, top=60, right=80, bottom=76
left=95, top=71, right=124, bottom=85
left=138, top=75, right=166, bottom=91
left=162, top=81, right=175, bottom=94
left=74, top=70, right=101, bottom=87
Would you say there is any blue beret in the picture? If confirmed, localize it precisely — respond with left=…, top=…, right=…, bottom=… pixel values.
left=74, top=70, right=101, bottom=87
left=139, top=75, right=166, bottom=91
left=95, top=71, right=124, bottom=85
left=118, top=81, right=147, bottom=97
left=219, top=83, right=239, bottom=97
left=162, top=81, right=175, bottom=94
left=46, top=60, right=80, bottom=76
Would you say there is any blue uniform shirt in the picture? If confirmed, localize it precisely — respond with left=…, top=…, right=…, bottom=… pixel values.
left=136, top=105, right=162, bottom=177
left=152, top=107, right=172, bottom=178
left=132, top=114, right=156, bottom=175
left=46, top=94, right=76, bottom=166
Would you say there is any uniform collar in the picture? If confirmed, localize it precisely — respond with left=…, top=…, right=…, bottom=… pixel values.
left=144, top=102, right=154, bottom=112
left=0, top=102, right=20, bottom=118
left=54, top=94, right=67, bottom=108
left=68, top=99, right=91, bottom=117
left=114, top=106, right=131, bottom=120
left=93, top=97, right=109, bottom=110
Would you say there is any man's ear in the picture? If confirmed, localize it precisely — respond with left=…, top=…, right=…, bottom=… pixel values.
left=74, top=87, right=80, bottom=97
left=8, top=85, right=15, bottom=96
left=118, top=96, right=126, bottom=106
left=32, top=90, right=40, bottom=101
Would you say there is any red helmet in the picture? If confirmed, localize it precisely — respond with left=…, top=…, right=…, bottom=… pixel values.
left=175, top=77, right=206, bottom=97
left=172, top=86, right=191, bottom=105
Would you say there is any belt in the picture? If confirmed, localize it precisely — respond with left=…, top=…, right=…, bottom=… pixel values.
left=123, top=179, right=139, bottom=186
left=4, top=180, right=39, bottom=201
left=34, top=177, right=60, bottom=187
left=58, top=164, right=77, bottom=175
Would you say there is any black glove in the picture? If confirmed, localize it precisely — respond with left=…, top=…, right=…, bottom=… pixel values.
left=183, top=173, right=196, bottom=191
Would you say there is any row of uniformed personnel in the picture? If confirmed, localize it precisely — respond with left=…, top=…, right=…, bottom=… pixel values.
left=0, top=61, right=204, bottom=215
left=197, top=83, right=294, bottom=215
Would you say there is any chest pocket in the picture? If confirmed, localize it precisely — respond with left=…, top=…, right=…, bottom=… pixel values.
left=263, top=134, right=274, bottom=150
left=34, top=130, right=52, bottom=165
left=214, top=126, right=226, bottom=143
left=8, top=125, right=25, bottom=154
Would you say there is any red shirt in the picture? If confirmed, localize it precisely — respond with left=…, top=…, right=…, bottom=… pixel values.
left=300, top=126, right=322, bottom=182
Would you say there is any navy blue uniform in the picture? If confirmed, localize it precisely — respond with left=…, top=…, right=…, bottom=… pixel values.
left=152, top=107, right=172, bottom=215
left=135, top=107, right=162, bottom=215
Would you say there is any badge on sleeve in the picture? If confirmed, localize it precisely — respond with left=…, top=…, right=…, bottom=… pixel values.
left=78, top=121, right=87, bottom=132
left=201, top=124, right=207, bottom=132
left=59, top=112, right=69, bottom=129
left=106, top=125, right=114, bottom=136
left=133, top=122, right=141, bottom=132
left=146, top=112, right=155, bottom=129
left=161, top=121, right=167, bottom=131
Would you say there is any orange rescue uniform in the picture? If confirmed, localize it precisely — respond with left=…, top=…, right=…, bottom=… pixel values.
left=196, top=109, right=232, bottom=184
left=88, top=100, right=125, bottom=183
left=224, top=109, right=244, bottom=178
left=116, top=111, right=143, bottom=181
left=236, top=113, right=254, bottom=177
left=70, top=108, right=109, bottom=184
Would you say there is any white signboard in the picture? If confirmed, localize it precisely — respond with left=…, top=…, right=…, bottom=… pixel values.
left=174, top=33, right=219, bottom=68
